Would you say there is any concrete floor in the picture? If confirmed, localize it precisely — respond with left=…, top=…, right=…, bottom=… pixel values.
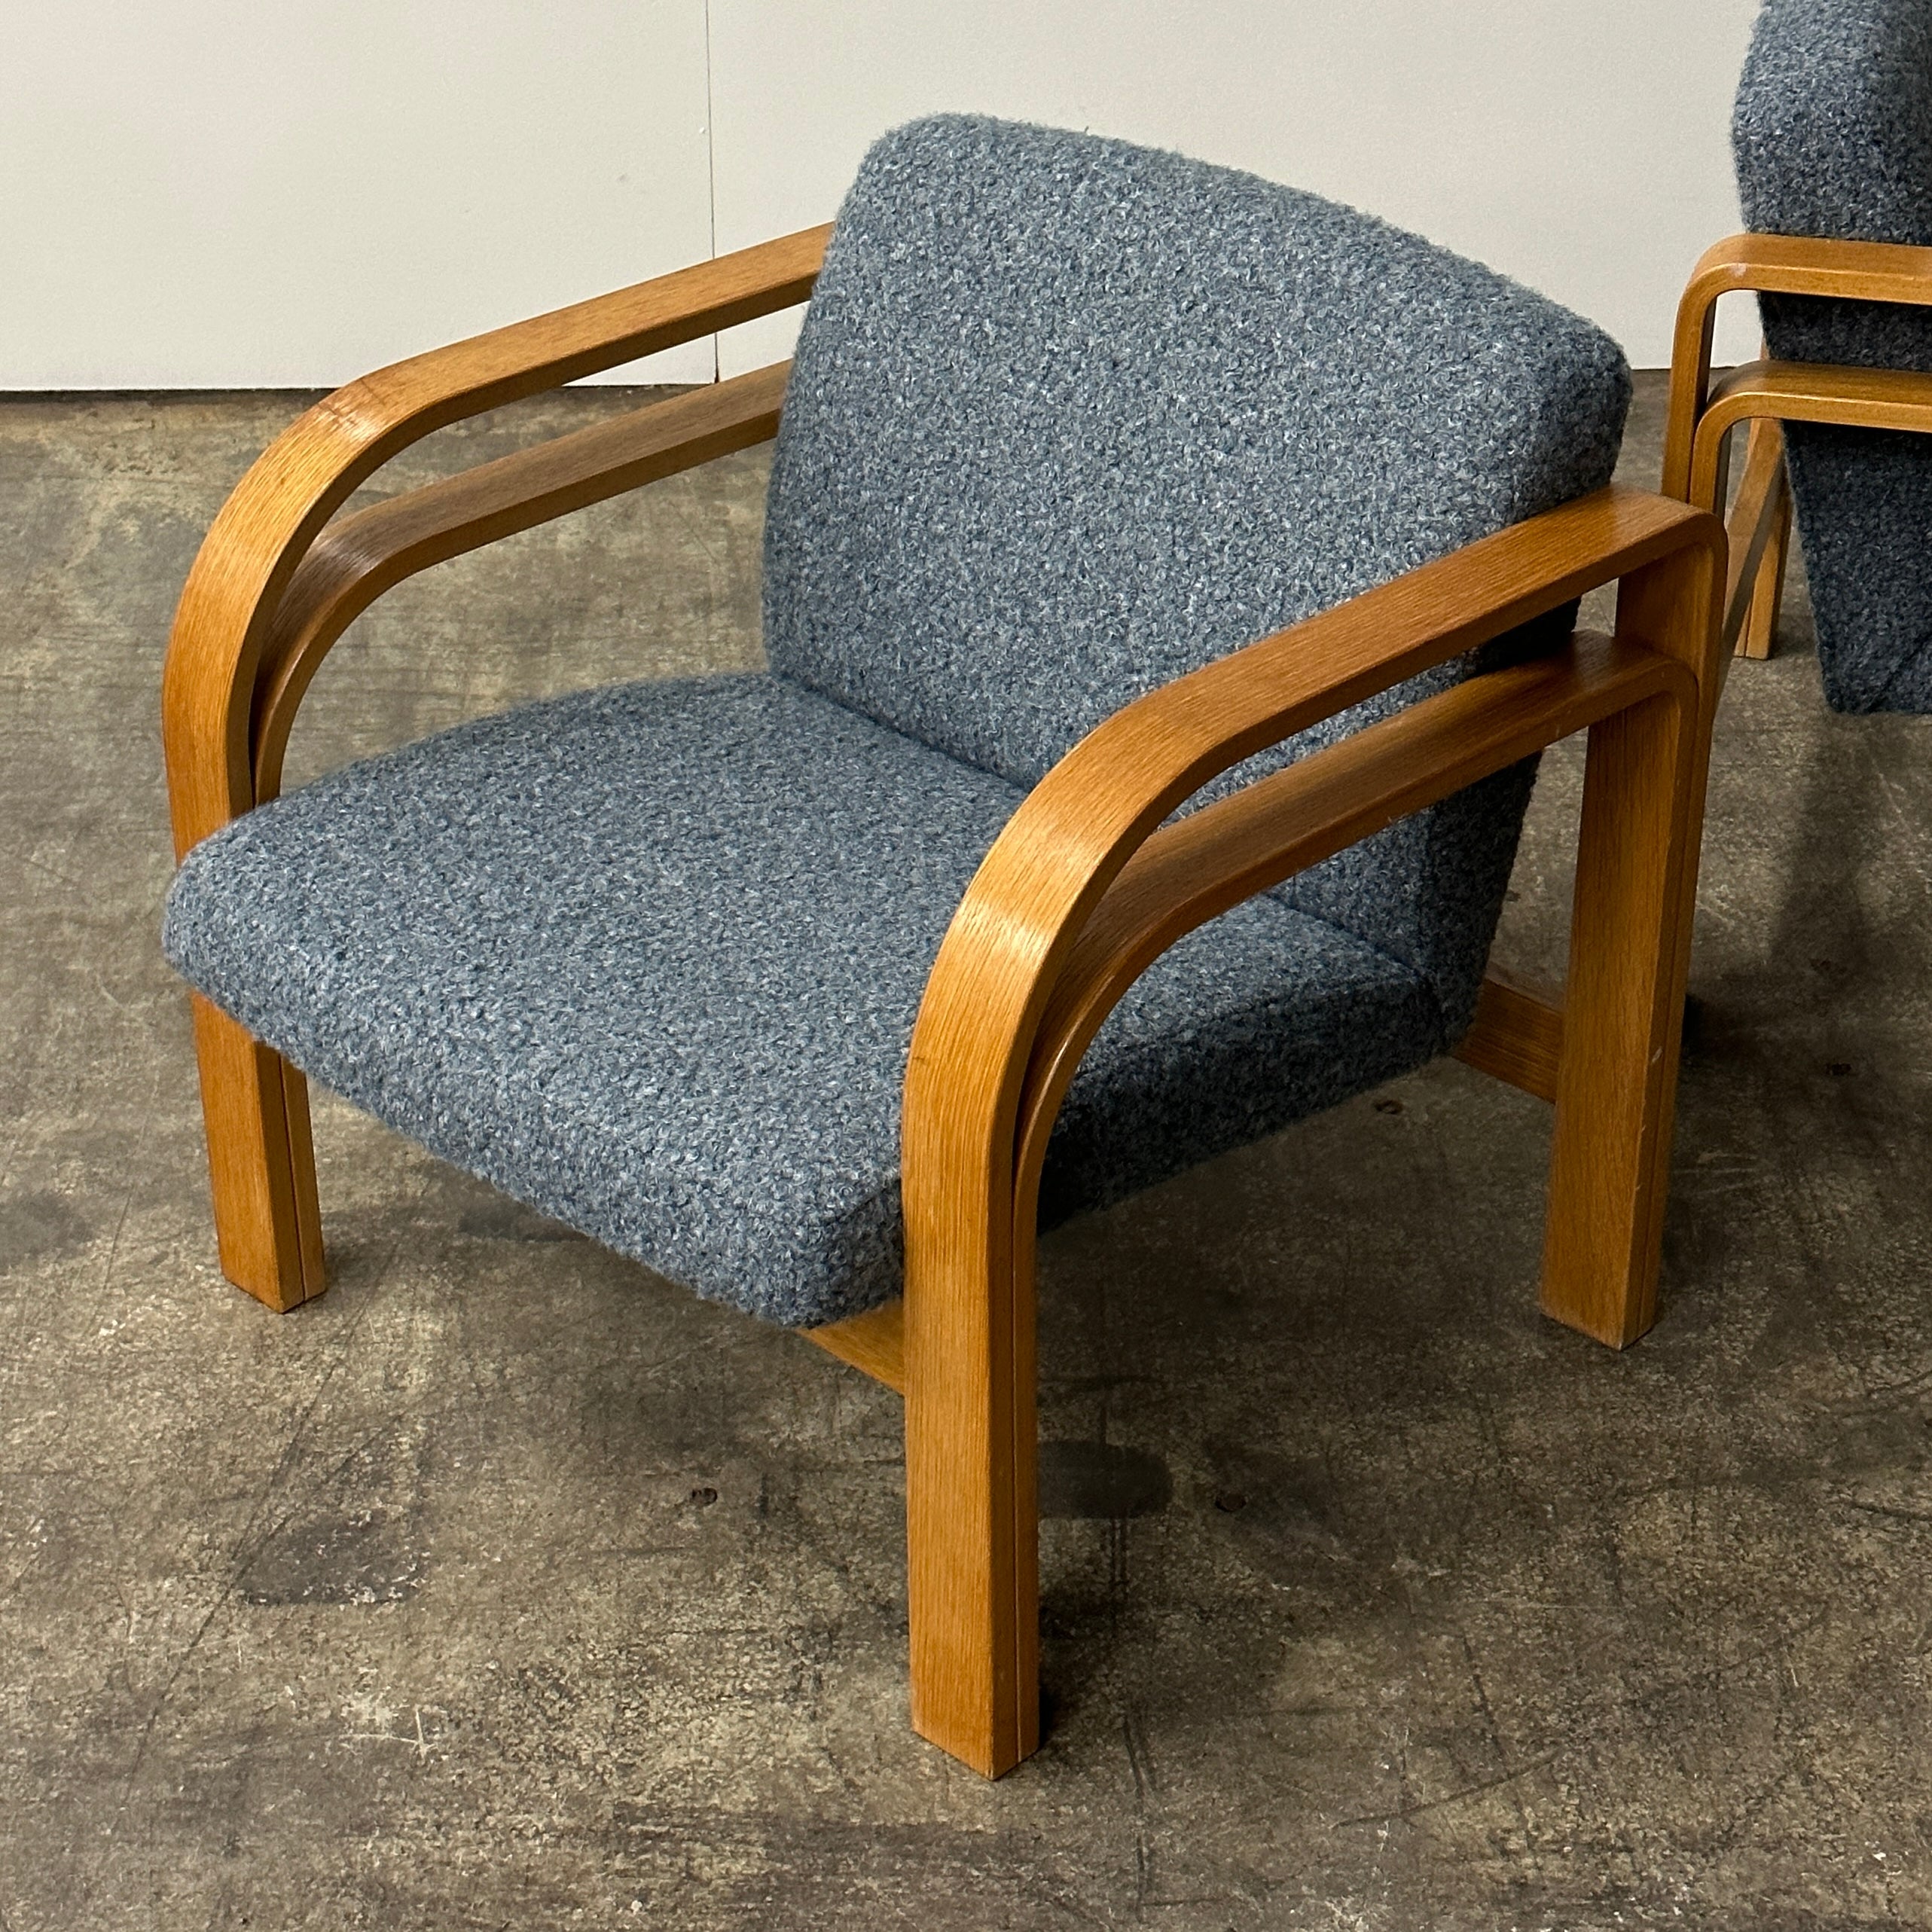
left=2, top=372, right=1930, bottom=1929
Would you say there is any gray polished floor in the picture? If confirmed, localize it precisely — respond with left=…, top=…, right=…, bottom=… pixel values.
left=3, top=373, right=1929, bottom=1928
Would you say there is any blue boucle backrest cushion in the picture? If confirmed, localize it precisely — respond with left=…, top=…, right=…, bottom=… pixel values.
left=764, top=116, right=1630, bottom=1030
left=1735, top=0, right=1932, bottom=712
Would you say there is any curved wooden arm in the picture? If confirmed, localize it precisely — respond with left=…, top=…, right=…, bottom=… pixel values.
left=1689, top=358, right=1932, bottom=508
left=1008, top=630, right=1690, bottom=1194
left=163, top=224, right=830, bottom=857
left=250, top=362, right=792, bottom=801
left=1675, top=355, right=1932, bottom=670
left=1663, top=232, right=1932, bottom=496
left=808, top=625, right=1692, bottom=1395
left=1683, top=231, right=1932, bottom=315
left=901, top=484, right=1714, bottom=1246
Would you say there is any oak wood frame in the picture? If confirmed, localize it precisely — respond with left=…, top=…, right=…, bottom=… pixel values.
left=164, top=226, right=1724, bottom=1781
left=1664, top=233, right=1932, bottom=664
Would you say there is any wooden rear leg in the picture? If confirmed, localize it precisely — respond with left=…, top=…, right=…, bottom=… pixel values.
left=1739, top=465, right=1792, bottom=661
left=1726, top=416, right=1792, bottom=663
left=1538, top=543, right=1720, bottom=1348
left=189, top=994, right=326, bottom=1311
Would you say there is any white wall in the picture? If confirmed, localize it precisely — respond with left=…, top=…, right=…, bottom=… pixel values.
left=2, top=0, right=717, bottom=387
left=2, top=1, right=1763, bottom=389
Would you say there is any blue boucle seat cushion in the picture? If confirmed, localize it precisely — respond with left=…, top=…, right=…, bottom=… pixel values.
left=165, top=115, right=1632, bottom=1329
left=1735, top=0, right=1932, bottom=713
left=163, top=676, right=1445, bottom=1328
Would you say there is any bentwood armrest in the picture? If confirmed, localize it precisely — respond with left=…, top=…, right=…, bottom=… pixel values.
left=1681, top=233, right=1932, bottom=317
left=250, top=363, right=793, bottom=799
left=163, top=226, right=830, bottom=856
left=1664, top=232, right=1932, bottom=496
left=1686, top=359, right=1932, bottom=508
left=902, top=483, right=1720, bottom=1213
left=809, top=625, right=1690, bottom=1393
left=1011, top=630, right=1686, bottom=1175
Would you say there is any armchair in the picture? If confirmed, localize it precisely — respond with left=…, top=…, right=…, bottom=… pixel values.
left=1665, top=0, right=1932, bottom=706
left=163, top=116, right=1723, bottom=1778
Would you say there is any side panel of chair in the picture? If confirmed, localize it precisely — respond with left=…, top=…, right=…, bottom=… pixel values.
left=162, top=233, right=828, bottom=1312
left=899, top=490, right=1723, bottom=1778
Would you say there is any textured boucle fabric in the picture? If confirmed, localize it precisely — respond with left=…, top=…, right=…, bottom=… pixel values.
left=1735, top=0, right=1932, bottom=712
left=164, top=676, right=1443, bottom=1327
left=766, top=115, right=1629, bottom=1030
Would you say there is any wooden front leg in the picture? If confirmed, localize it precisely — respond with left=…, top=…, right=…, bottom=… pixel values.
left=189, top=995, right=326, bottom=1312
left=902, top=1170, right=1040, bottom=1778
